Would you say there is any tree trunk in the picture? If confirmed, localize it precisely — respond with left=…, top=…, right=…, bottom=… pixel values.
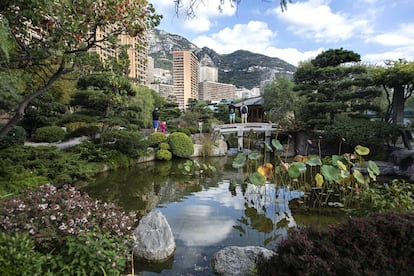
left=0, top=61, right=66, bottom=141
left=392, top=85, right=405, bottom=125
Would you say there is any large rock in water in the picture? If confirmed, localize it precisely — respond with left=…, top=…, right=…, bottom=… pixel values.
left=132, top=210, right=175, bottom=262
left=211, top=246, right=276, bottom=276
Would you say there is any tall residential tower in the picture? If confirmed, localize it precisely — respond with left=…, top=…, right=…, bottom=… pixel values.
left=172, top=51, right=200, bottom=110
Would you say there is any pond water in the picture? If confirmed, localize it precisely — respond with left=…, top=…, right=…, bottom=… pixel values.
left=81, top=156, right=346, bottom=275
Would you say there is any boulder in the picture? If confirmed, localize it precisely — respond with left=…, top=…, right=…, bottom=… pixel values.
left=211, top=246, right=276, bottom=276
left=390, top=149, right=414, bottom=181
left=132, top=210, right=175, bottom=262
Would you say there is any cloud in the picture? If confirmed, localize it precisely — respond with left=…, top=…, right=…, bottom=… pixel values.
left=363, top=46, right=414, bottom=65
left=368, top=23, right=414, bottom=47
left=151, top=0, right=236, bottom=33
left=264, top=47, right=324, bottom=66
left=192, top=20, right=274, bottom=55
left=273, top=0, right=371, bottom=43
left=192, top=20, right=320, bottom=66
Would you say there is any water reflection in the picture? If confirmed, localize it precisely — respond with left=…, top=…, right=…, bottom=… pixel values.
left=81, top=157, right=344, bottom=275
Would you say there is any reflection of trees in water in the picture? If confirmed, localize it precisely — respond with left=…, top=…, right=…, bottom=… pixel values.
left=81, top=158, right=226, bottom=216
left=232, top=184, right=301, bottom=246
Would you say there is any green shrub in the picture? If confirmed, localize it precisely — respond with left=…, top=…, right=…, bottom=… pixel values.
left=66, top=125, right=100, bottom=138
left=54, top=230, right=130, bottom=275
left=167, top=132, right=194, bottom=158
left=174, top=128, right=191, bottom=136
left=148, top=132, right=168, bottom=146
left=0, top=233, right=49, bottom=276
left=64, top=121, right=89, bottom=132
left=351, top=179, right=414, bottom=215
left=324, top=118, right=399, bottom=153
left=156, top=149, right=172, bottom=161
left=0, top=124, right=26, bottom=149
left=0, top=146, right=95, bottom=195
left=258, top=212, right=414, bottom=275
left=33, top=125, right=65, bottom=143
left=77, top=140, right=107, bottom=162
left=102, top=130, right=148, bottom=157
left=159, top=142, right=170, bottom=150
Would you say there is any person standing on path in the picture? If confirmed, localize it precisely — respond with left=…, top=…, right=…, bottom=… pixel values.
left=240, top=103, right=248, bottom=124
left=228, top=101, right=236, bottom=124
left=152, top=108, right=160, bottom=132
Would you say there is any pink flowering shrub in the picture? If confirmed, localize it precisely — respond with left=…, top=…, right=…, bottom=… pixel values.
left=0, top=184, right=137, bottom=252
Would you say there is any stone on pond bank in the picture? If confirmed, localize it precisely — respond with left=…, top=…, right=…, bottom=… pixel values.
left=211, top=246, right=276, bottom=276
left=132, top=210, right=175, bottom=262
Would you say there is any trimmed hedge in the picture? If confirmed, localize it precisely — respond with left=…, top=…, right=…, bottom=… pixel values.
left=167, top=132, right=194, bottom=158
left=33, top=126, right=65, bottom=143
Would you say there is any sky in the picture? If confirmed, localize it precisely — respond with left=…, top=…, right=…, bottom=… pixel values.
left=149, top=0, right=414, bottom=67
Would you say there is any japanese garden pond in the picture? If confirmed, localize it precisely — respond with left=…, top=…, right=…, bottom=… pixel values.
left=81, top=156, right=348, bottom=275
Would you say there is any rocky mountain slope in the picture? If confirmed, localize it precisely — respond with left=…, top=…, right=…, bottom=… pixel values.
left=148, top=29, right=296, bottom=89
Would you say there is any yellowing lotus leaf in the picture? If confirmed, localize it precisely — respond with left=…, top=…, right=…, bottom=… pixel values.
left=315, top=173, right=324, bottom=187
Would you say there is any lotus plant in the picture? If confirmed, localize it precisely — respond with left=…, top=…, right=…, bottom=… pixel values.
left=233, top=138, right=380, bottom=209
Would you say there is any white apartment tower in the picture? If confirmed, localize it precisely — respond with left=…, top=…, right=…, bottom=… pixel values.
left=172, top=51, right=200, bottom=110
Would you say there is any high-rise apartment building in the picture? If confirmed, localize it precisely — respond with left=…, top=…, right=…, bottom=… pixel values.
left=199, top=81, right=235, bottom=101
left=90, top=28, right=148, bottom=85
left=172, top=51, right=200, bottom=110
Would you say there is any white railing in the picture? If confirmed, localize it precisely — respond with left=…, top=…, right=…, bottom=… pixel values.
left=213, top=122, right=281, bottom=151
left=213, top=122, right=280, bottom=135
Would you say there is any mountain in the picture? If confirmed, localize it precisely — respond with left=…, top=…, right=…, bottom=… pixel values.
left=148, top=29, right=296, bottom=89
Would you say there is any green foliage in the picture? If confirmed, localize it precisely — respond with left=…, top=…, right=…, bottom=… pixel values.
left=102, top=130, right=148, bottom=158
left=263, top=77, right=297, bottom=126
left=20, top=92, right=67, bottom=137
left=174, top=128, right=191, bottom=136
left=33, top=126, right=65, bottom=143
left=77, top=140, right=108, bottom=162
left=148, top=132, right=168, bottom=146
left=156, top=149, right=172, bottom=161
left=258, top=212, right=414, bottom=275
left=0, top=71, right=23, bottom=113
left=66, top=125, right=100, bottom=138
left=159, top=142, right=170, bottom=150
left=0, top=124, right=25, bottom=149
left=294, top=49, right=383, bottom=129
left=167, top=132, right=194, bottom=158
left=311, top=47, right=361, bottom=67
left=0, top=233, right=49, bottom=276
left=352, top=180, right=414, bottom=215
left=0, top=0, right=161, bottom=140
left=54, top=231, right=130, bottom=275
left=324, top=118, right=400, bottom=152
left=0, top=146, right=95, bottom=196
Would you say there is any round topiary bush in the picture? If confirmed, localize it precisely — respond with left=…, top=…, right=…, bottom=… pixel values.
left=167, top=132, right=194, bottom=158
left=33, top=126, right=65, bottom=143
left=148, top=132, right=168, bottom=146
left=156, top=149, right=172, bottom=161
